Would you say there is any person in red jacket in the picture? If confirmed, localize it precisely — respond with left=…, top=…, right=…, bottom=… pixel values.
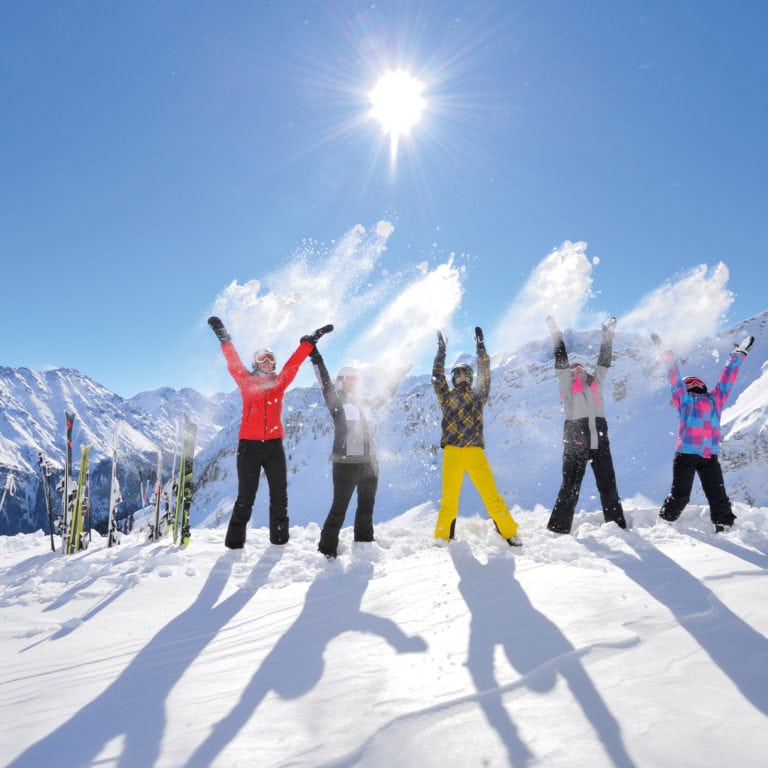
left=208, top=316, right=332, bottom=549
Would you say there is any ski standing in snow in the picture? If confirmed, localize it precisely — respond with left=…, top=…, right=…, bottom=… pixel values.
left=37, top=453, right=56, bottom=551
left=653, top=332, right=755, bottom=533
left=106, top=422, right=122, bottom=547
left=59, top=411, right=76, bottom=554
left=545, top=316, right=627, bottom=534
left=432, top=326, right=521, bottom=546
left=310, top=344, right=410, bottom=559
left=208, top=316, right=332, bottom=549
left=67, top=444, right=91, bottom=554
left=173, top=415, right=197, bottom=547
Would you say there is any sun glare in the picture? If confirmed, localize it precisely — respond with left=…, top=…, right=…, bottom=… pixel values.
left=368, top=69, right=426, bottom=164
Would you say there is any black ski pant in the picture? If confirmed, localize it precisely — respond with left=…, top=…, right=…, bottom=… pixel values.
left=226, top=438, right=289, bottom=548
left=547, top=418, right=626, bottom=534
left=318, top=461, right=378, bottom=557
left=659, top=452, right=735, bottom=526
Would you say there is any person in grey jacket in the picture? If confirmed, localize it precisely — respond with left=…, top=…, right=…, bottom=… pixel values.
left=545, top=316, right=627, bottom=534
left=310, top=345, right=409, bottom=558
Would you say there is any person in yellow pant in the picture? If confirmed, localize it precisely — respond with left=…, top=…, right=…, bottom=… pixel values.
left=432, top=326, right=521, bottom=546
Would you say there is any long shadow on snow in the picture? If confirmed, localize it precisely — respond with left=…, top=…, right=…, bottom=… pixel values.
left=683, top=529, right=768, bottom=571
left=450, top=543, right=636, bottom=768
left=182, top=559, right=428, bottom=768
left=582, top=536, right=768, bottom=715
left=21, top=582, right=135, bottom=652
left=6, top=549, right=283, bottom=768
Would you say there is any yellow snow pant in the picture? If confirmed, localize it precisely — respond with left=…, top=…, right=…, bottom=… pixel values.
left=435, top=445, right=518, bottom=540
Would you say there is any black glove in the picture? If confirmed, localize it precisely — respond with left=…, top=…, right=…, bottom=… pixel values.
left=474, top=326, right=485, bottom=349
left=436, top=330, right=446, bottom=354
left=602, top=317, right=617, bottom=334
left=734, top=335, right=754, bottom=355
left=650, top=333, right=663, bottom=349
left=207, top=316, right=231, bottom=343
left=301, top=323, right=334, bottom=346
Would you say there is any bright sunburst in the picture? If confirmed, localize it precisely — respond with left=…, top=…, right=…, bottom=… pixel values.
left=368, top=69, right=426, bottom=165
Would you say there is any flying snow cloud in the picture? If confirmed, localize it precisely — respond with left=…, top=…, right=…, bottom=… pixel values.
left=491, top=242, right=736, bottom=360
left=202, top=222, right=465, bottom=392
left=208, top=223, right=392, bottom=344
left=619, top=262, right=734, bottom=352
left=200, top=230, right=737, bottom=395
left=352, top=260, right=463, bottom=370
left=491, top=241, right=598, bottom=352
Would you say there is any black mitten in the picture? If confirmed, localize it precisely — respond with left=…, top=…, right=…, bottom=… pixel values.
left=474, top=326, right=485, bottom=350
left=207, top=316, right=231, bottom=343
left=302, top=323, right=334, bottom=345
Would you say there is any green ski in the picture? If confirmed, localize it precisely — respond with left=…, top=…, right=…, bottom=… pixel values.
left=173, top=416, right=197, bottom=547
left=67, top=445, right=91, bottom=554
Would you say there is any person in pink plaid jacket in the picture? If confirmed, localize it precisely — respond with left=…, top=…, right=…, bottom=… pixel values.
left=653, top=332, right=754, bottom=532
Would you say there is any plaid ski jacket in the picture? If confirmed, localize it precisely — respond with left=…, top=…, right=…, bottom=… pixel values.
left=432, top=345, right=490, bottom=448
left=665, top=349, right=744, bottom=458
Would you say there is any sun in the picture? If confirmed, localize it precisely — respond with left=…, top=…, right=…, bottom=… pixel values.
left=368, top=69, right=426, bottom=164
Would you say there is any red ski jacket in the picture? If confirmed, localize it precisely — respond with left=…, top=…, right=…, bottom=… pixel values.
left=221, top=340, right=313, bottom=441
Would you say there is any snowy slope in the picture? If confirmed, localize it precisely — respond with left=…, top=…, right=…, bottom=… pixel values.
left=2, top=503, right=767, bottom=767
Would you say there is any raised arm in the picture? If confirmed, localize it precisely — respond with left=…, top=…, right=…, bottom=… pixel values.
left=309, top=347, right=341, bottom=412
left=651, top=333, right=685, bottom=408
left=546, top=316, right=568, bottom=369
left=432, top=330, right=449, bottom=403
left=208, top=316, right=250, bottom=384
left=474, top=326, right=491, bottom=401
left=597, top=316, right=616, bottom=368
left=713, top=334, right=754, bottom=407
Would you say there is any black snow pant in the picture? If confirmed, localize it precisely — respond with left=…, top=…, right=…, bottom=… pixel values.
left=547, top=418, right=626, bottom=534
left=659, top=452, right=735, bottom=527
left=225, top=438, right=289, bottom=549
left=318, top=461, right=378, bottom=557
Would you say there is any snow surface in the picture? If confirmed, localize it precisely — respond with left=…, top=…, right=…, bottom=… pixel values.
left=2, top=501, right=768, bottom=767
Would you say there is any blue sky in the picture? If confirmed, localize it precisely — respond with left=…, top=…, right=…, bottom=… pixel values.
left=2, top=1, right=767, bottom=397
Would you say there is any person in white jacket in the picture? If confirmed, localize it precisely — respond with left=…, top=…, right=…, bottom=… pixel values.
left=545, top=316, right=627, bottom=534
left=311, top=346, right=409, bottom=559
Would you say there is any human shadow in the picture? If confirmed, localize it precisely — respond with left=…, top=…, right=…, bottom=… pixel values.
left=22, top=581, right=135, bottom=651
left=582, top=536, right=768, bottom=715
left=683, top=530, right=768, bottom=570
left=182, top=560, right=427, bottom=768
left=7, top=550, right=283, bottom=768
left=450, top=543, right=636, bottom=768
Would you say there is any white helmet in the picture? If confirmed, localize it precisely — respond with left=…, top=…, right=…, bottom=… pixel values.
left=252, top=348, right=276, bottom=372
left=336, top=366, right=359, bottom=390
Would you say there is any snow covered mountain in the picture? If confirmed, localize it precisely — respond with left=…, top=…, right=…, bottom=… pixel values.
left=0, top=368, right=238, bottom=535
left=2, top=313, right=767, bottom=538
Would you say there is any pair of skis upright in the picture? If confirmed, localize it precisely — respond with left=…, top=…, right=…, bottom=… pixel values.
left=126, top=414, right=197, bottom=547
left=54, top=411, right=91, bottom=555
left=43, top=411, right=196, bottom=554
left=172, top=415, right=197, bottom=547
left=138, top=414, right=198, bottom=547
left=146, top=415, right=196, bottom=546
